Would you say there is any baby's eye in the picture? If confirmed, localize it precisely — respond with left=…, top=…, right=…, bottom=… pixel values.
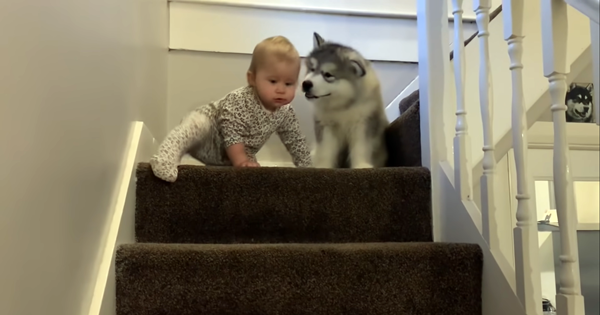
left=286, top=83, right=294, bottom=86
left=269, top=80, right=277, bottom=84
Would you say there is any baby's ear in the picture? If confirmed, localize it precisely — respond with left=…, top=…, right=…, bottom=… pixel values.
left=246, top=71, right=256, bottom=86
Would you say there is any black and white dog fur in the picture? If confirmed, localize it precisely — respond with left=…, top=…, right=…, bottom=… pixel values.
left=565, top=83, right=594, bottom=123
left=302, top=32, right=389, bottom=168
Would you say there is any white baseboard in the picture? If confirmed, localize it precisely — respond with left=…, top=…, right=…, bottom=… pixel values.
left=169, top=0, right=497, bottom=21
left=88, top=121, right=157, bottom=315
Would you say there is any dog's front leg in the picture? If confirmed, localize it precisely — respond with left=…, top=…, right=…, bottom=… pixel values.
left=312, top=127, right=341, bottom=168
left=348, top=125, right=375, bottom=169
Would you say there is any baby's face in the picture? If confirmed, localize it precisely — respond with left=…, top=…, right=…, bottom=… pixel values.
left=253, top=60, right=299, bottom=111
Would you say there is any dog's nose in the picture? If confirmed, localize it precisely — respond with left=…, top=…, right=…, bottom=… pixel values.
left=302, top=80, right=313, bottom=92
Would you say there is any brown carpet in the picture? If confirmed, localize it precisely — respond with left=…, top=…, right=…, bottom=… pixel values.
left=386, top=98, right=422, bottom=167
left=117, top=242, right=482, bottom=315
left=135, top=163, right=433, bottom=244
left=116, top=91, right=483, bottom=314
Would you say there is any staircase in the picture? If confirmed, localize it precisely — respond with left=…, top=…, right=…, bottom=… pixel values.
left=416, top=0, right=598, bottom=314
left=387, top=0, right=593, bottom=183
left=115, top=163, right=483, bottom=314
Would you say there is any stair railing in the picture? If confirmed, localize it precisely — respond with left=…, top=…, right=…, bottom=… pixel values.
left=502, top=0, right=545, bottom=313
left=418, top=0, right=585, bottom=314
left=540, top=0, right=585, bottom=313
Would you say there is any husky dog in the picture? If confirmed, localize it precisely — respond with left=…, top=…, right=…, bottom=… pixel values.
left=302, top=32, right=389, bottom=168
left=565, top=83, right=594, bottom=123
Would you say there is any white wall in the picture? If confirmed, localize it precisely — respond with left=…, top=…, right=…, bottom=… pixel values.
left=172, top=0, right=501, bottom=20
left=0, top=1, right=168, bottom=314
left=574, top=181, right=600, bottom=223
left=169, top=0, right=483, bottom=62
left=472, top=152, right=517, bottom=271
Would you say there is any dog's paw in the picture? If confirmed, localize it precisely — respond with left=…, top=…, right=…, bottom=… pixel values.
left=150, top=154, right=178, bottom=182
left=351, top=162, right=374, bottom=169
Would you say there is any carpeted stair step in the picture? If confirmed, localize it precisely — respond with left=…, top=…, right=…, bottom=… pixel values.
left=135, top=163, right=433, bottom=244
left=116, top=242, right=483, bottom=315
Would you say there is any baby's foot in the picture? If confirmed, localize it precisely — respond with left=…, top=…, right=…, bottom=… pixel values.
left=150, top=154, right=178, bottom=182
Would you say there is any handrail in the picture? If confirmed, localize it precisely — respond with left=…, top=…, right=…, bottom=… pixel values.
left=449, top=5, right=503, bottom=60
left=394, top=5, right=503, bottom=116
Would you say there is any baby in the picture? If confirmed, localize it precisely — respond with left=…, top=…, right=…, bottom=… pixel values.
left=150, top=36, right=311, bottom=182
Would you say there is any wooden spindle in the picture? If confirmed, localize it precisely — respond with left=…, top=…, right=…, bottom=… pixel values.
left=452, top=0, right=473, bottom=201
left=540, top=0, right=585, bottom=314
left=502, top=0, right=543, bottom=314
left=474, top=0, right=498, bottom=251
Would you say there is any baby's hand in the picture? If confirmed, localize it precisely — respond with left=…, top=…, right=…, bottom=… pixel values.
left=235, top=160, right=261, bottom=167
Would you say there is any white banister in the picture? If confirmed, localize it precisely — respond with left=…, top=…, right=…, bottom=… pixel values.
left=452, top=0, right=474, bottom=201
left=417, top=0, right=449, bottom=241
left=540, top=0, right=585, bottom=314
left=474, top=0, right=499, bottom=252
left=503, top=0, right=543, bottom=314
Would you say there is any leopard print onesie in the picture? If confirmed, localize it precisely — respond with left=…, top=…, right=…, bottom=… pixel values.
left=150, top=86, right=312, bottom=182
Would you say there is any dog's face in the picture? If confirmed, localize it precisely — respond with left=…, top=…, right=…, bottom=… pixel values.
left=302, top=32, right=369, bottom=109
left=566, top=83, right=594, bottom=121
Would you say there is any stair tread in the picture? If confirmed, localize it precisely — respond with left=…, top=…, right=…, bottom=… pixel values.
left=116, top=242, right=483, bottom=315
left=135, top=163, right=433, bottom=244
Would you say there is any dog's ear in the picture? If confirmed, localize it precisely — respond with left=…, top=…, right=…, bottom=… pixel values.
left=349, top=60, right=366, bottom=77
left=313, top=32, right=325, bottom=48
left=569, top=83, right=578, bottom=91
left=586, top=83, right=594, bottom=92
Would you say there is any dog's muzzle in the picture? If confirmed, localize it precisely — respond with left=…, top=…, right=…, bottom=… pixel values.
left=575, top=104, right=590, bottom=117
left=302, top=80, right=330, bottom=99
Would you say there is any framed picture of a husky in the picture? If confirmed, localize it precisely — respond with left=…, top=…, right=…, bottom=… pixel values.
left=565, top=82, right=595, bottom=123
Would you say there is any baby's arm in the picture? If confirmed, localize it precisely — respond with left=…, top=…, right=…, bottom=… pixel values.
left=276, top=107, right=312, bottom=167
left=219, top=101, right=258, bottom=167
left=226, top=143, right=259, bottom=167
left=149, top=111, right=211, bottom=182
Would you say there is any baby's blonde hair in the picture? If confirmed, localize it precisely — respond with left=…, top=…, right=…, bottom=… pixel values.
left=248, top=36, right=300, bottom=74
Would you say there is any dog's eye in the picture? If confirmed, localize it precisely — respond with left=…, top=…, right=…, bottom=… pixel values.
left=323, top=72, right=334, bottom=78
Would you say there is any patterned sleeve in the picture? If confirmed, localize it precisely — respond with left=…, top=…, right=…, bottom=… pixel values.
left=276, top=106, right=312, bottom=167
left=217, top=93, right=247, bottom=148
